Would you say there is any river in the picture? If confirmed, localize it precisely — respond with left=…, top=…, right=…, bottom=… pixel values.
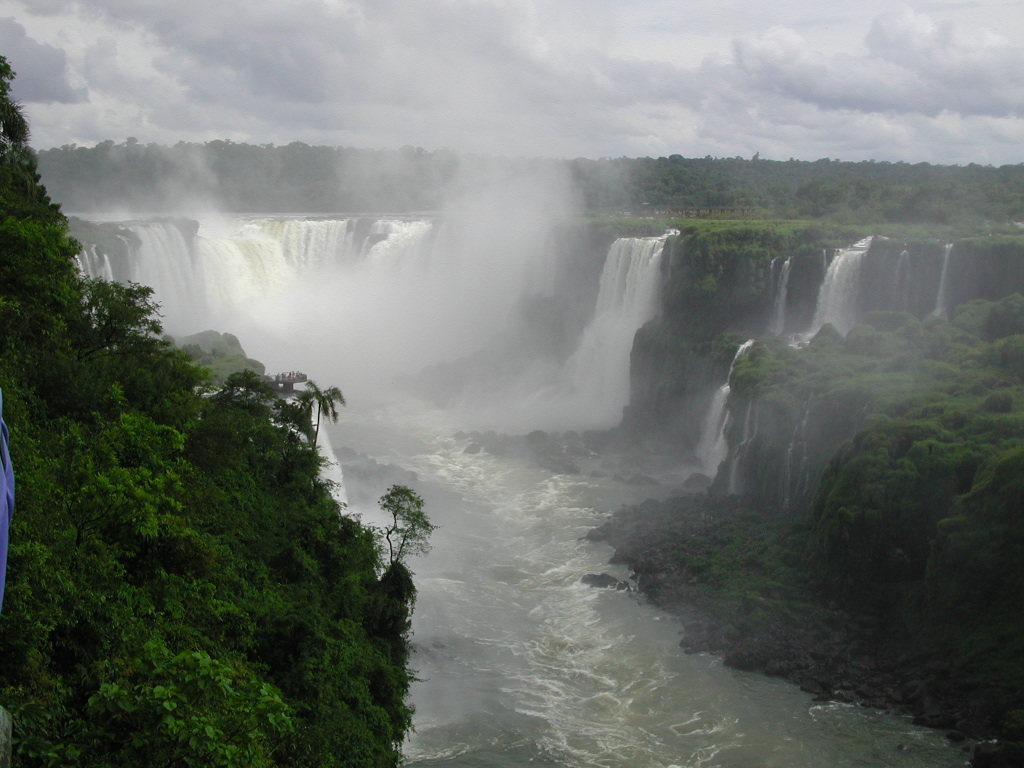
left=326, top=400, right=962, bottom=768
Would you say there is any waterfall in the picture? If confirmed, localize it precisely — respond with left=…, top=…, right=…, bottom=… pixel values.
left=696, top=339, right=755, bottom=477
left=556, top=233, right=669, bottom=428
left=103, top=217, right=443, bottom=333
left=363, top=220, right=435, bottom=276
left=75, top=245, right=114, bottom=281
left=197, top=234, right=295, bottom=309
left=246, top=218, right=356, bottom=269
left=782, top=408, right=811, bottom=510
left=127, top=222, right=206, bottom=329
left=930, top=243, right=955, bottom=317
left=769, top=256, right=792, bottom=336
left=726, top=399, right=756, bottom=494
left=315, top=425, right=349, bottom=508
left=808, top=237, right=873, bottom=337
left=894, top=250, right=910, bottom=311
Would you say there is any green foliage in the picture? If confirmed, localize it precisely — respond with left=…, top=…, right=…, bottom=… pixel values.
left=0, top=57, right=419, bottom=768
left=378, top=485, right=436, bottom=571
left=34, top=138, right=1024, bottom=224
left=626, top=212, right=1024, bottom=732
left=296, top=380, right=346, bottom=444
left=174, top=330, right=265, bottom=384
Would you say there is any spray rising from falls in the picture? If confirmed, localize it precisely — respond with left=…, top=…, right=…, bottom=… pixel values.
left=94, top=209, right=581, bottom=410
left=808, top=237, right=873, bottom=337
left=696, top=340, right=755, bottom=478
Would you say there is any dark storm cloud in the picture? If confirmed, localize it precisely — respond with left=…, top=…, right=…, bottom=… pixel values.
left=0, top=16, right=84, bottom=102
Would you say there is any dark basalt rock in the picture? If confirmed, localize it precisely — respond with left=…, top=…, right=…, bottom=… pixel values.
left=581, top=573, right=631, bottom=591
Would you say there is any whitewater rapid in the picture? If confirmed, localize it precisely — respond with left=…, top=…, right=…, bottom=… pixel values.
left=329, top=401, right=960, bottom=768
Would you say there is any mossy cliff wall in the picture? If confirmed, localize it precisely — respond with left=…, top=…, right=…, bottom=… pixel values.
left=624, top=226, right=1024, bottom=471
left=623, top=221, right=857, bottom=446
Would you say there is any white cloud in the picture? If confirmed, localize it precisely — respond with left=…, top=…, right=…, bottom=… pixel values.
left=0, top=0, right=1021, bottom=162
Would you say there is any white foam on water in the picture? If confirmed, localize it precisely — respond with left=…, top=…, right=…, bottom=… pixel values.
left=330, top=402, right=962, bottom=768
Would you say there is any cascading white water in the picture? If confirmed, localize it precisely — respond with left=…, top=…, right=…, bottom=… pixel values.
left=128, top=222, right=206, bottom=325
left=807, top=237, right=873, bottom=337
left=553, top=233, right=669, bottom=428
left=930, top=243, right=955, bottom=317
left=696, top=339, right=755, bottom=477
left=114, top=217, right=437, bottom=334
left=364, top=220, right=435, bottom=276
left=248, top=218, right=355, bottom=269
left=75, top=245, right=114, bottom=281
left=727, top=399, right=756, bottom=494
left=198, top=233, right=296, bottom=310
left=769, top=256, right=792, bottom=336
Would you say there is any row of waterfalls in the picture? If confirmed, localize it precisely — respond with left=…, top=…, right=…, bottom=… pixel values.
left=695, top=234, right=962, bottom=485
left=75, top=217, right=979, bottom=491
left=74, top=216, right=673, bottom=432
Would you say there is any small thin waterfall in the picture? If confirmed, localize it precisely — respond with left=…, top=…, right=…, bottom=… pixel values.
left=930, top=243, right=955, bottom=317
left=782, top=408, right=811, bottom=510
left=769, top=256, right=792, bottom=336
left=75, top=245, right=114, bottom=281
left=696, top=339, right=755, bottom=477
left=808, top=237, right=873, bottom=337
left=726, top=399, right=757, bottom=494
left=894, top=250, right=910, bottom=311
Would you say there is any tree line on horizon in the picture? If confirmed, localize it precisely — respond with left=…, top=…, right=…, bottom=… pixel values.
left=35, top=138, right=1024, bottom=225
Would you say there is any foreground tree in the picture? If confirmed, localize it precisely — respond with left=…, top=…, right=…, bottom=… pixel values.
left=378, top=485, right=436, bottom=572
left=0, top=57, right=420, bottom=768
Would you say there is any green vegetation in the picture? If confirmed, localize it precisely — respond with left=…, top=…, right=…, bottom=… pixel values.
left=296, top=381, right=346, bottom=445
left=0, top=58, right=423, bottom=767
left=618, top=214, right=1024, bottom=735
left=174, top=330, right=266, bottom=383
left=683, top=296, right=1024, bottom=731
left=36, top=140, right=1024, bottom=225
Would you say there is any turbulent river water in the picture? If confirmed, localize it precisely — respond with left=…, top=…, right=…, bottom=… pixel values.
left=326, top=401, right=961, bottom=768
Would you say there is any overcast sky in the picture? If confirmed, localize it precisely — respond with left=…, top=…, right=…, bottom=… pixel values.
left=1, top=0, right=1022, bottom=163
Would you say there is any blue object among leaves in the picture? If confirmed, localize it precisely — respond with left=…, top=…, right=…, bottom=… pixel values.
left=0, top=389, right=13, bottom=614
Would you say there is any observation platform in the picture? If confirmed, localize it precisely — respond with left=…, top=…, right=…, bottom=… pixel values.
left=265, top=371, right=308, bottom=394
